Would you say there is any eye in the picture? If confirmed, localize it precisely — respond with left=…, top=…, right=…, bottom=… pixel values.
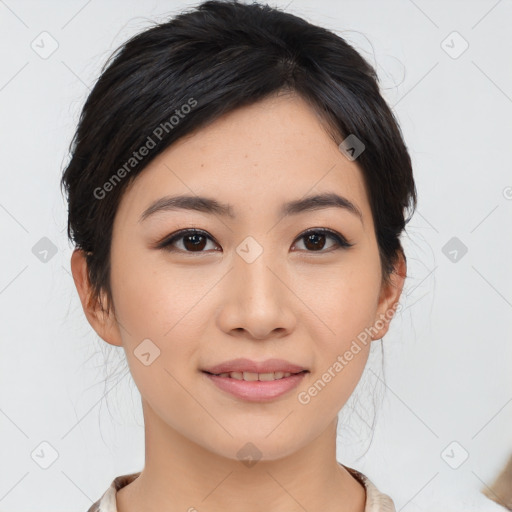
left=158, top=229, right=220, bottom=253
left=158, top=228, right=353, bottom=254
left=292, top=228, right=354, bottom=253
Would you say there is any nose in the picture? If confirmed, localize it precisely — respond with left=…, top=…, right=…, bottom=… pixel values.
left=216, top=251, right=297, bottom=340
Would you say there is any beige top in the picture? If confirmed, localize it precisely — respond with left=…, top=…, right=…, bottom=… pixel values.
left=87, top=464, right=395, bottom=512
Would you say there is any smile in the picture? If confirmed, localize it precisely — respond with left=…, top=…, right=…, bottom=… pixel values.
left=207, top=370, right=304, bottom=381
left=202, top=370, right=308, bottom=402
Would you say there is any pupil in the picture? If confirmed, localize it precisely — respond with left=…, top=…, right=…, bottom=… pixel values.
left=184, top=234, right=206, bottom=251
left=305, top=232, right=325, bottom=251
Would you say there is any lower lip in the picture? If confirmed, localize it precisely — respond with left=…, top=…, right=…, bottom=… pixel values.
left=203, top=371, right=307, bottom=402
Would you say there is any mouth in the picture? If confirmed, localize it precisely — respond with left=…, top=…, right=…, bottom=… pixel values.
left=200, top=358, right=309, bottom=401
left=201, top=357, right=308, bottom=375
left=202, top=369, right=308, bottom=381
left=201, top=369, right=309, bottom=402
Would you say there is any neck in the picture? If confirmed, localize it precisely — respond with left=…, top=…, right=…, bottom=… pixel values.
left=116, top=400, right=366, bottom=512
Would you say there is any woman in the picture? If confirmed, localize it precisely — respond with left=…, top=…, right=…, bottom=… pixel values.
left=61, top=1, right=417, bottom=510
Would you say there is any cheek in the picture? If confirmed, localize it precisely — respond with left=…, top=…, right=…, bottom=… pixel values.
left=109, top=242, right=207, bottom=339
left=109, top=245, right=216, bottom=388
left=298, top=251, right=381, bottom=345
left=296, top=252, right=380, bottom=405
left=109, top=250, right=206, bottom=417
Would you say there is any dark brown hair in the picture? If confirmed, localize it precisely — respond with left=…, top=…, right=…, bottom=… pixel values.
left=60, top=0, right=417, bottom=316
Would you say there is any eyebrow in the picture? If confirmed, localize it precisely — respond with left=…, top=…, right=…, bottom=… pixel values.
left=138, top=192, right=363, bottom=224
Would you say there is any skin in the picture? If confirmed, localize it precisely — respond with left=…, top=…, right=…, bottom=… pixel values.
left=71, top=91, right=405, bottom=512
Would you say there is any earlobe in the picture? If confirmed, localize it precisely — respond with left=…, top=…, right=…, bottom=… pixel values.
left=69, top=249, right=123, bottom=347
left=371, top=252, right=407, bottom=340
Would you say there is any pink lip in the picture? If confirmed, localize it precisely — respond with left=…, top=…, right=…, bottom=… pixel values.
left=203, top=371, right=307, bottom=402
left=202, top=358, right=307, bottom=374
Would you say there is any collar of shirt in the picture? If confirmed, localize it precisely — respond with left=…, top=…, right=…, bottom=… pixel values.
left=87, top=464, right=396, bottom=512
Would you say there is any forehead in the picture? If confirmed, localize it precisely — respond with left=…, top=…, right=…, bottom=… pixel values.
left=116, top=93, right=372, bottom=228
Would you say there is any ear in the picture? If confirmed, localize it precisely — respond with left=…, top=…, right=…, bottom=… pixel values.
left=371, top=250, right=406, bottom=341
left=70, top=249, right=123, bottom=347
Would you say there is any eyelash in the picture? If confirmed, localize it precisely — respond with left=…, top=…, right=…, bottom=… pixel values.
left=157, top=228, right=354, bottom=254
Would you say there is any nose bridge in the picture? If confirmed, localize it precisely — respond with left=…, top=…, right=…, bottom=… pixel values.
left=234, top=242, right=281, bottom=306
left=221, top=238, right=295, bottom=337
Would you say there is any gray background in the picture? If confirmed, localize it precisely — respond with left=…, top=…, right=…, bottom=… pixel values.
left=0, top=0, right=511, bottom=510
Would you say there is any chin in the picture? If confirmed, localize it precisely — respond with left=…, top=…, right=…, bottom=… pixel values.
left=200, top=432, right=309, bottom=464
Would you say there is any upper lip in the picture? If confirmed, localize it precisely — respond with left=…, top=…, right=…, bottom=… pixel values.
left=202, top=358, right=308, bottom=375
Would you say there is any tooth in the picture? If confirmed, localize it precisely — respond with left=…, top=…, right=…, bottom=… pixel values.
left=243, top=372, right=259, bottom=381
left=221, top=371, right=295, bottom=380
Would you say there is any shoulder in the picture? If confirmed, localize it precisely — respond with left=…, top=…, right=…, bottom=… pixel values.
left=86, top=472, right=141, bottom=512
left=342, top=464, right=396, bottom=512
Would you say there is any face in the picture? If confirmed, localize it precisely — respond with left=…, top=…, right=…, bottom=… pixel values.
left=73, top=92, right=404, bottom=462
